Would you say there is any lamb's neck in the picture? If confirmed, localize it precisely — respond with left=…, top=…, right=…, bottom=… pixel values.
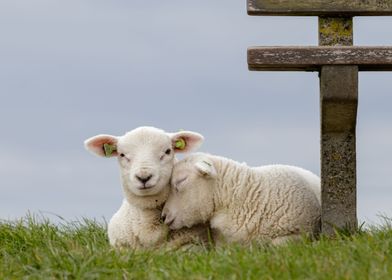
left=212, top=156, right=255, bottom=212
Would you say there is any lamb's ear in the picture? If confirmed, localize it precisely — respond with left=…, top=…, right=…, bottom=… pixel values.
left=84, top=134, right=119, bottom=157
left=195, top=159, right=217, bottom=178
left=169, top=131, right=204, bottom=153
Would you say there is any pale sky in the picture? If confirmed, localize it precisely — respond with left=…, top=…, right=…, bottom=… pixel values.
left=0, top=0, right=391, bottom=225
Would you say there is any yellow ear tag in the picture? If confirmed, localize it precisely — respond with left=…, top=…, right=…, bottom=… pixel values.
left=103, top=143, right=117, bottom=157
left=175, top=138, right=186, bottom=150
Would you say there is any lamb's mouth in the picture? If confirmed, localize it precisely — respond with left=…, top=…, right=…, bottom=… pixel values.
left=164, top=217, right=176, bottom=228
left=137, top=184, right=155, bottom=190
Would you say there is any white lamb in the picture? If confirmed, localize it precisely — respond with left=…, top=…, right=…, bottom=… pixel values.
left=162, top=153, right=321, bottom=245
left=84, top=126, right=207, bottom=249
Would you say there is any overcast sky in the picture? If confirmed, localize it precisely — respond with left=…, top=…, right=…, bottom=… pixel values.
left=0, top=0, right=391, bottom=225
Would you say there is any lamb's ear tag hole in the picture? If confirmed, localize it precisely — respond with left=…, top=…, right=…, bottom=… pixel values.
left=103, top=144, right=117, bottom=157
left=175, top=138, right=186, bottom=150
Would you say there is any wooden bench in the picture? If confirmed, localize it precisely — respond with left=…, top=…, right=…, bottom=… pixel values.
left=246, top=0, right=392, bottom=234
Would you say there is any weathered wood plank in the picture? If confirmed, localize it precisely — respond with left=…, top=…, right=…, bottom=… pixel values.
left=248, top=0, right=392, bottom=16
left=320, top=66, right=358, bottom=235
left=248, top=46, right=392, bottom=71
left=319, top=17, right=357, bottom=235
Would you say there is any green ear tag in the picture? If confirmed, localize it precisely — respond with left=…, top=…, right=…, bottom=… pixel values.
left=175, top=138, right=186, bottom=150
left=103, top=143, right=117, bottom=157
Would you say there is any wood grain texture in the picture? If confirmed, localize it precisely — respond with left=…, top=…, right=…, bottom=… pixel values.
left=319, top=17, right=357, bottom=235
left=320, top=66, right=358, bottom=235
left=248, top=0, right=392, bottom=16
left=248, top=46, right=392, bottom=71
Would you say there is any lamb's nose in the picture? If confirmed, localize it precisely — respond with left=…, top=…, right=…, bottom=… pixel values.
left=160, top=213, right=166, bottom=223
left=136, top=174, right=152, bottom=184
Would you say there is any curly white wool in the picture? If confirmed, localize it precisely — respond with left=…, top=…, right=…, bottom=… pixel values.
left=162, top=153, right=321, bottom=245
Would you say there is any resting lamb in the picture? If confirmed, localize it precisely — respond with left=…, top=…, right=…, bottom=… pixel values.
left=162, top=152, right=321, bottom=245
left=84, top=126, right=208, bottom=249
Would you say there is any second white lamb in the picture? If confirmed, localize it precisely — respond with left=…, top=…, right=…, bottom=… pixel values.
left=162, top=153, right=321, bottom=245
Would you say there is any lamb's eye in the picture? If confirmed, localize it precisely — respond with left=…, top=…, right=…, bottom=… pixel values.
left=165, top=148, right=171, bottom=155
left=174, top=177, right=187, bottom=187
left=120, top=153, right=131, bottom=162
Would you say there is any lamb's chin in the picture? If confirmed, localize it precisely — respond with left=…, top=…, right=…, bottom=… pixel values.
left=132, top=188, right=158, bottom=196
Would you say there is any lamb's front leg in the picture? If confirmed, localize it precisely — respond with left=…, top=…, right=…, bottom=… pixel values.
left=271, top=234, right=303, bottom=246
left=165, top=224, right=211, bottom=250
left=108, top=201, right=140, bottom=248
left=135, top=209, right=169, bottom=248
left=210, top=211, right=247, bottom=245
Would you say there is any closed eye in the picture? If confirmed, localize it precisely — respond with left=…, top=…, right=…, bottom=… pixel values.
left=173, top=177, right=188, bottom=187
left=119, top=153, right=130, bottom=162
left=160, top=148, right=172, bottom=160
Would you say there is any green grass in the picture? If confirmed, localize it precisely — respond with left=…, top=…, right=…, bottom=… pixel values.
left=1, top=216, right=392, bottom=280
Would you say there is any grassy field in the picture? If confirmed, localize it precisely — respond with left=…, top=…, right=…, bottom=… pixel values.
left=1, top=216, right=391, bottom=280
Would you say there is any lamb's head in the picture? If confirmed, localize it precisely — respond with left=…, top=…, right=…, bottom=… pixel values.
left=84, top=127, right=204, bottom=198
left=162, top=153, right=217, bottom=230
